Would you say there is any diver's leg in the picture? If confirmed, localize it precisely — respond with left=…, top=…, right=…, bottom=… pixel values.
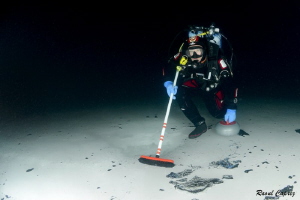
left=203, top=89, right=226, bottom=119
left=176, top=87, right=207, bottom=139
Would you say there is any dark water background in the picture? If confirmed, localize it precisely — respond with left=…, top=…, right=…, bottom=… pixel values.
left=0, top=3, right=299, bottom=118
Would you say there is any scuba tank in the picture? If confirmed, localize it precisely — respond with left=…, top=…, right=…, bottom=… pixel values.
left=188, top=24, right=222, bottom=48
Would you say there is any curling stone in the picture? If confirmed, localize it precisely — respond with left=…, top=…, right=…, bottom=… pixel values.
left=215, top=121, right=240, bottom=136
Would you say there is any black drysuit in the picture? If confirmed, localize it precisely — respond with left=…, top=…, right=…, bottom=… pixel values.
left=163, top=41, right=238, bottom=125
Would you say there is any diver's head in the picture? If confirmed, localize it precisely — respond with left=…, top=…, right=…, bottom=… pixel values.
left=186, top=36, right=207, bottom=63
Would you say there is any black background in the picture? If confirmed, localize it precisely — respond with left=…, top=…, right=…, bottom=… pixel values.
left=0, top=2, right=299, bottom=117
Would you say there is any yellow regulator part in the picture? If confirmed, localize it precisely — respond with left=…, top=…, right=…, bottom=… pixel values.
left=198, top=31, right=209, bottom=36
left=179, top=55, right=188, bottom=65
left=176, top=66, right=182, bottom=71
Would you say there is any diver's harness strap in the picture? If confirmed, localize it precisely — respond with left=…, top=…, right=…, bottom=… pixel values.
left=197, top=42, right=219, bottom=91
left=207, top=42, right=219, bottom=82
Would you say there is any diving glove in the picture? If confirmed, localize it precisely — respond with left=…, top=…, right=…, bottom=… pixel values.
left=164, top=81, right=178, bottom=100
left=224, top=109, right=236, bottom=123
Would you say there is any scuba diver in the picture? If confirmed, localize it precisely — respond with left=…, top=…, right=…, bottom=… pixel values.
left=163, top=24, right=238, bottom=139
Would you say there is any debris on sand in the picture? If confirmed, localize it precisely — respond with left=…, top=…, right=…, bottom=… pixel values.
left=238, top=129, right=249, bottom=136
left=169, top=176, right=223, bottom=193
left=166, top=169, right=193, bottom=179
left=210, top=158, right=241, bottom=169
